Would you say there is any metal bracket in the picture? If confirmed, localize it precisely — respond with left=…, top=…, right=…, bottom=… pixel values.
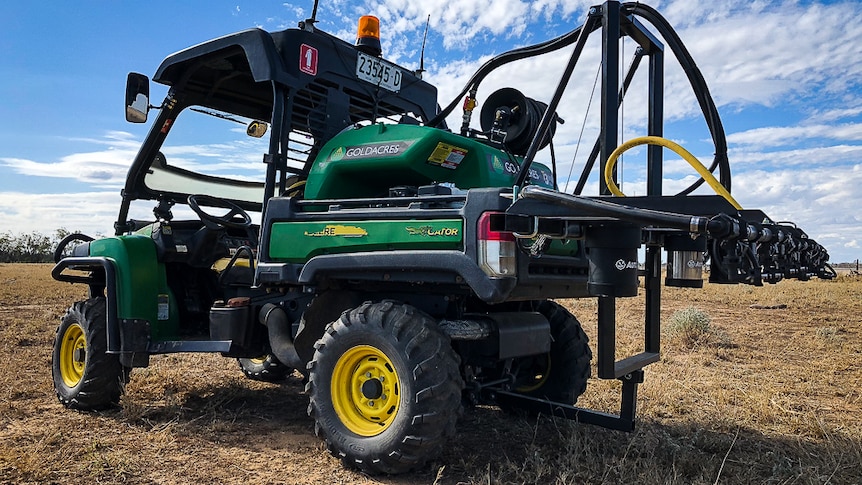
left=492, top=370, right=644, bottom=431
left=263, top=153, right=287, bottom=169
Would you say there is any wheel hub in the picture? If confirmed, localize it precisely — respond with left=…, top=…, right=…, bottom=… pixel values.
left=361, top=378, right=384, bottom=399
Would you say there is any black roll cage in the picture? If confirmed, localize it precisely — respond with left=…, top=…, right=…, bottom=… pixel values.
left=114, top=24, right=441, bottom=235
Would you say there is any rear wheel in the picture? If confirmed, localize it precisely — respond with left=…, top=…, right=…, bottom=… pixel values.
left=52, top=298, right=129, bottom=410
left=505, top=300, right=591, bottom=406
left=237, top=354, right=292, bottom=382
left=307, top=301, right=462, bottom=474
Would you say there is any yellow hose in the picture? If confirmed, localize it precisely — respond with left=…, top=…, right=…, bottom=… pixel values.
left=603, top=135, right=742, bottom=210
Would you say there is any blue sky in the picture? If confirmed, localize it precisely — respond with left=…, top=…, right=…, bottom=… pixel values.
left=1, top=0, right=861, bottom=263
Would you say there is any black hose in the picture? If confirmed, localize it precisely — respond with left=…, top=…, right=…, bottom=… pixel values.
left=518, top=186, right=747, bottom=239
left=427, top=20, right=598, bottom=128
left=260, top=303, right=304, bottom=370
left=519, top=186, right=707, bottom=231
left=622, top=2, right=731, bottom=194
left=431, top=3, right=732, bottom=196
left=516, top=14, right=600, bottom=186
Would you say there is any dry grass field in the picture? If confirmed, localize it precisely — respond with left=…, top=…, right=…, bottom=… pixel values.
left=0, top=263, right=859, bottom=484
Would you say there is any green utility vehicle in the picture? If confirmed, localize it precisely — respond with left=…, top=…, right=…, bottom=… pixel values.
left=52, top=1, right=833, bottom=474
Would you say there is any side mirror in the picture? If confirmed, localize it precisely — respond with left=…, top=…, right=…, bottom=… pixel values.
left=125, top=72, right=150, bottom=123
left=246, top=120, right=268, bottom=138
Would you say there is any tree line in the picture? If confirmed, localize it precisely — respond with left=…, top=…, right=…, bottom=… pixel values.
left=2, top=229, right=856, bottom=266
left=0, top=229, right=90, bottom=263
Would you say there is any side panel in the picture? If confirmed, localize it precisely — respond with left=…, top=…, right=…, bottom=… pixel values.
left=269, top=219, right=463, bottom=262
left=89, top=235, right=179, bottom=341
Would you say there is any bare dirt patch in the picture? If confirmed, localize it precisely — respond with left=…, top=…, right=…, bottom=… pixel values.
left=1, top=263, right=860, bottom=483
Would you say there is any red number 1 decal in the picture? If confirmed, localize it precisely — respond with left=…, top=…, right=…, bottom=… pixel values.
left=300, top=44, right=318, bottom=76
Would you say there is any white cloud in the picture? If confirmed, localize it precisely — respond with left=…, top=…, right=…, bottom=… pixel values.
left=731, top=164, right=862, bottom=252
left=669, top=1, right=862, bottom=102
left=363, top=0, right=534, bottom=49
left=0, top=191, right=121, bottom=236
left=0, top=131, right=141, bottom=187
left=727, top=124, right=862, bottom=148
left=1, top=153, right=133, bottom=188
left=0, top=128, right=269, bottom=189
left=3, top=0, right=861, bottom=265
left=728, top=145, right=862, bottom=168
left=806, top=105, right=862, bottom=124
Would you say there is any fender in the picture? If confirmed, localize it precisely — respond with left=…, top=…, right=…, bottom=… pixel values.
left=52, top=235, right=178, bottom=357
left=53, top=257, right=121, bottom=352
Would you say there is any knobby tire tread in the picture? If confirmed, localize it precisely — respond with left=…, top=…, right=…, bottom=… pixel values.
left=501, top=300, right=591, bottom=410
left=52, top=298, right=129, bottom=410
left=306, top=300, right=462, bottom=475
left=237, top=354, right=292, bottom=382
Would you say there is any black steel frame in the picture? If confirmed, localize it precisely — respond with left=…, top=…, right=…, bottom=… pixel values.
left=506, top=0, right=668, bottom=430
left=595, top=1, right=665, bottom=385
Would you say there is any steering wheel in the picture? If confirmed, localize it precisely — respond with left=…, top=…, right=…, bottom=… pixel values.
left=187, top=194, right=252, bottom=230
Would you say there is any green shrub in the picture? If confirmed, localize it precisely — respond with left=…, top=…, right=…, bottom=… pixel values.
left=665, top=306, right=730, bottom=348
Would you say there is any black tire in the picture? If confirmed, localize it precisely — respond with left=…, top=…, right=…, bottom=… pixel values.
left=306, top=301, right=462, bottom=475
left=506, top=300, right=591, bottom=405
left=52, top=298, right=130, bottom=410
left=237, top=354, right=292, bottom=382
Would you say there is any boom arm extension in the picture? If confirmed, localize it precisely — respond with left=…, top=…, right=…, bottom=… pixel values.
left=512, top=186, right=834, bottom=285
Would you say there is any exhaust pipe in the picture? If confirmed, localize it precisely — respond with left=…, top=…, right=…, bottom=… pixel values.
left=259, top=303, right=305, bottom=371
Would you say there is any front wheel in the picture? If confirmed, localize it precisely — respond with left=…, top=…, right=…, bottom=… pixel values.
left=52, top=298, right=129, bottom=410
left=307, top=301, right=462, bottom=475
left=237, top=354, right=292, bottom=382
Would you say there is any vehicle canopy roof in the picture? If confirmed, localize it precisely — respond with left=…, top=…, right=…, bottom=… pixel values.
left=117, top=23, right=442, bottom=231
left=152, top=25, right=440, bottom=140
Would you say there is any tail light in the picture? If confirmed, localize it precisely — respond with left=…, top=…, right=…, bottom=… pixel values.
left=478, top=212, right=517, bottom=277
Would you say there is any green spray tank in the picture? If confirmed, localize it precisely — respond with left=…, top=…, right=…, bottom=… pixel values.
left=303, top=123, right=555, bottom=200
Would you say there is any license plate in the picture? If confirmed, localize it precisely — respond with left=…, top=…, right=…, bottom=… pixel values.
left=356, top=52, right=402, bottom=93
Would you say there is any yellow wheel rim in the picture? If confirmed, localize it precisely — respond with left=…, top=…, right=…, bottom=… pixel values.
left=249, top=355, right=268, bottom=365
left=59, top=323, right=87, bottom=388
left=516, top=354, right=551, bottom=393
left=331, top=345, right=401, bottom=437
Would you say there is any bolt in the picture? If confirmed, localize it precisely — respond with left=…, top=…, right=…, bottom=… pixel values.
left=380, top=394, right=386, bottom=400
left=368, top=401, right=374, bottom=407
left=365, top=372, right=372, bottom=378
left=379, top=376, right=385, bottom=382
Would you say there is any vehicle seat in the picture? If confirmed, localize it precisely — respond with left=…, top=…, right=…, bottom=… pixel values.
left=281, top=175, right=305, bottom=198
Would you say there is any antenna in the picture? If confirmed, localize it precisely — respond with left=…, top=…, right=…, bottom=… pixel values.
left=301, top=0, right=320, bottom=31
left=310, top=0, right=319, bottom=23
left=416, top=15, right=430, bottom=79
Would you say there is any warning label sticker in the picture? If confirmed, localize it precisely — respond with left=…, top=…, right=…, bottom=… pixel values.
left=427, top=142, right=467, bottom=170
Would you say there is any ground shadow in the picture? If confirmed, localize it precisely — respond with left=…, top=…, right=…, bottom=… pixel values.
left=99, top=380, right=861, bottom=484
